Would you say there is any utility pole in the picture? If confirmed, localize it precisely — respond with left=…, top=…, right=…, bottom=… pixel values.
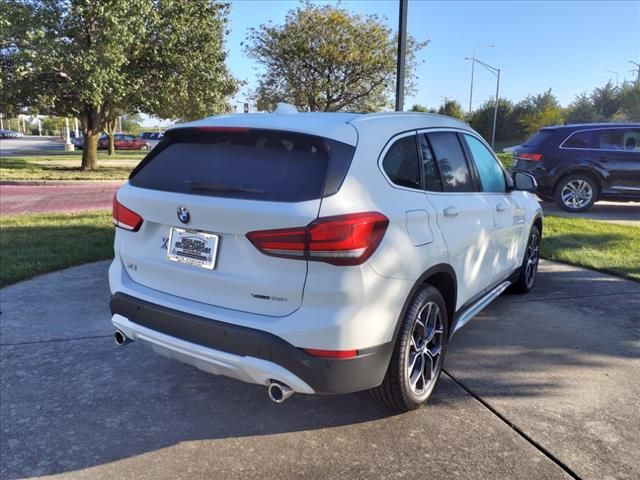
left=395, top=0, right=408, bottom=111
left=468, top=44, right=494, bottom=113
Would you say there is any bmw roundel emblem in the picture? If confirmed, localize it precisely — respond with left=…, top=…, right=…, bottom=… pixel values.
left=177, top=206, right=190, bottom=224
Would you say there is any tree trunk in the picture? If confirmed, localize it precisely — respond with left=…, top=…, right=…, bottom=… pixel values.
left=105, top=118, right=117, bottom=156
left=81, top=133, right=100, bottom=170
left=79, top=108, right=103, bottom=171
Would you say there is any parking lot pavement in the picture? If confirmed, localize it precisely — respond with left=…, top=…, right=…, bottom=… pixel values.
left=0, top=136, right=64, bottom=155
left=0, top=261, right=637, bottom=479
left=540, top=199, right=640, bottom=226
left=447, top=261, right=640, bottom=480
left=0, top=183, right=121, bottom=215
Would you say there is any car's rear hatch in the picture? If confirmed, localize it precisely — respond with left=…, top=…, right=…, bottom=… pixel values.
left=115, top=126, right=355, bottom=317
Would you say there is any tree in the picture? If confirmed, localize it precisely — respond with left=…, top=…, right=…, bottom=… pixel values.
left=410, top=104, right=437, bottom=113
left=614, top=81, right=640, bottom=121
left=2, top=0, right=236, bottom=169
left=469, top=99, right=515, bottom=144
left=437, top=99, right=465, bottom=120
left=516, top=89, right=564, bottom=137
left=245, top=3, right=428, bottom=112
left=591, top=81, right=620, bottom=119
left=565, top=93, right=599, bottom=124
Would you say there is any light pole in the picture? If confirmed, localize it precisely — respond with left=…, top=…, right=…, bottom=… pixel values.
left=466, top=57, right=501, bottom=148
left=468, top=44, right=494, bottom=113
left=630, top=61, right=640, bottom=84
left=604, top=70, right=620, bottom=86
left=395, top=0, right=408, bottom=111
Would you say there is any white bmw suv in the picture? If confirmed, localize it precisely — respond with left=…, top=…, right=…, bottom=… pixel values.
left=110, top=107, right=542, bottom=411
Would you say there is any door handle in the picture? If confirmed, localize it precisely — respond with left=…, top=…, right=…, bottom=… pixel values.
left=443, top=206, right=460, bottom=217
left=496, top=203, right=507, bottom=212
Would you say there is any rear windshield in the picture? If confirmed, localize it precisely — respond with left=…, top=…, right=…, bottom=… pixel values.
left=129, top=129, right=355, bottom=202
left=521, top=129, right=555, bottom=147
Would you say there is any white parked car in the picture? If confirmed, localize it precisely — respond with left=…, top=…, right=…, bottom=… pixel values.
left=110, top=107, right=542, bottom=410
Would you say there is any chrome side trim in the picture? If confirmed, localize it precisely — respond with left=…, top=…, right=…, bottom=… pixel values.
left=610, top=186, right=640, bottom=192
left=450, top=280, right=511, bottom=337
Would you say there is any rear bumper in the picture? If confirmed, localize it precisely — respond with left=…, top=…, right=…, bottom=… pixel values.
left=110, top=293, right=393, bottom=395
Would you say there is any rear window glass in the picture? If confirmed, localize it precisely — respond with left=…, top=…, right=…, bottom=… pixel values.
left=129, top=129, right=355, bottom=202
left=522, top=129, right=555, bottom=147
left=382, top=135, right=421, bottom=190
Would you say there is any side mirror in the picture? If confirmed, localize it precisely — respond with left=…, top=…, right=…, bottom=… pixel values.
left=513, top=172, right=537, bottom=192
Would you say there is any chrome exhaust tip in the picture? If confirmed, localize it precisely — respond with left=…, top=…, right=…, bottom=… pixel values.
left=114, top=329, right=132, bottom=346
left=268, top=381, right=294, bottom=403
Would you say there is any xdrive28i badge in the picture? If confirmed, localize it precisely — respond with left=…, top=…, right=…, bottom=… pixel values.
left=177, top=206, right=190, bottom=224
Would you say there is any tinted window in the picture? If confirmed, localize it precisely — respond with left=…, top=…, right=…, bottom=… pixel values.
left=382, top=135, right=421, bottom=190
left=522, top=129, right=555, bottom=147
left=596, top=128, right=640, bottom=151
left=130, top=129, right=355, bottom=202
left=563, top=131, right=591, bottom=149
left=419, top=135, right=443, bottom=192
left=463, top=134, right=506, bottom=193
left=427, top=132, right=475, bottom=192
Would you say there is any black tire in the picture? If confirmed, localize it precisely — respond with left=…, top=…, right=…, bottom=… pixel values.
left=371, top=285, right=448, bottom=411
left=554, top=173, right=598, bottom=212
left=509, top=225, right=540, bottom=294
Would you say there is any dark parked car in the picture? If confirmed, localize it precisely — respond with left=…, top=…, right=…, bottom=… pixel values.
left=511, top=123, right=640, bottom=212
left=98, top=134, right=150, bottom=150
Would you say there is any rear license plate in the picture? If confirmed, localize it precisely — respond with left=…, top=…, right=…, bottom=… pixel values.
left=167, top=228, right=219, bottom=270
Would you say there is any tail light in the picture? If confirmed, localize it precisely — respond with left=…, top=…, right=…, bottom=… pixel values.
left=246, top=212, right=389, bottom=266
left=515, top=152, right=543, bottom=161
left=112, top=195, right=143, bottom=231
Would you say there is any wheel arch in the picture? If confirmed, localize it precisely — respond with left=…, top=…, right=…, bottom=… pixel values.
left=391, top=264, right=457, bottom=343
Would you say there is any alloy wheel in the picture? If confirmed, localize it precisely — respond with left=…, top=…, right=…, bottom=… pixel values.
left=561, top=179, right=593, bottom=210
left=524, top=231, right=539, bottom=288
left=406, top=302, right=444, bottom=396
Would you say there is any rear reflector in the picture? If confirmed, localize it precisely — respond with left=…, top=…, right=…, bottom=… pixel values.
left=246, top=211, right=389, bottom=266
left=515, top=152, right=543, bottom=161
left=112, top=195, right=143, bottom=231
left=303, top=348, right=358, bottom=359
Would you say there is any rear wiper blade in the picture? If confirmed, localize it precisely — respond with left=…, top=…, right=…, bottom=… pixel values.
left=185, top=181, right=265, bottom=194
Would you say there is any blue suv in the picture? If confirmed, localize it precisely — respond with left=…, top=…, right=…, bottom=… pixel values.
left=511, top=123, right=640, bottom=211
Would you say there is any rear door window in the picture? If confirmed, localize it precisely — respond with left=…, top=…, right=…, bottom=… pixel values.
left=129, top=129, right=355, bottom=202
left=562, top=131, right=592, bottom=149
left=596, top=128, right=640, bottom=151
left=381, top=135, right=422, bottom=190
left=426, top=132, right=476, bottom=192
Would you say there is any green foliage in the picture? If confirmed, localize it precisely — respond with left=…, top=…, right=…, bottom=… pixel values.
left=515, top=90, right=565, bottom=137
left=437, top=99, right=465, bottom=120
left=410, top=104, right=437, bottom=113
left=615, top=81, right=640, bottom=121
left=565, top=93, right=600, bottom=124
left=591, top=81, right=620, bottom=119
left=468, top=98, right=518, bottom=144
left=121, top=114, right=142, bottom=136
left=245, top=3, right=427, bottom=112
left=1, top=0, right=236, bottom=169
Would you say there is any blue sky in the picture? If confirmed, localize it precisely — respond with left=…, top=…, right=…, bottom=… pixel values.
left=144, top=0, right=640, bottom=125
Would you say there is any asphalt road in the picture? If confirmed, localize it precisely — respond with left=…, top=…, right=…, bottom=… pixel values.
left=539, top=199, right=640, bottom=226
left=0, top=136, right=64, bottom=155
left=1, top=260, right=638, bottom=479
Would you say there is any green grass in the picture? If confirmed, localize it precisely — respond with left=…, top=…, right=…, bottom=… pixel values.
left=541, top=215, right=640, bottom=281
left=0, top=210, right=114, bottom=287
left=497, top=152, right=513, bottom=170
left=0, top=152, right=144, bottom=180
left=1, top=209, right=637, bottom=288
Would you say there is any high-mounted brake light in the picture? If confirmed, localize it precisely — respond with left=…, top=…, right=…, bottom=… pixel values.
left=516, top=152, right=543, bottom=161
left=112, top=195, right=143, bottom=232
left=246, top=212, right=389, bottom=266
left=303, top=348, right=359, bottom=359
